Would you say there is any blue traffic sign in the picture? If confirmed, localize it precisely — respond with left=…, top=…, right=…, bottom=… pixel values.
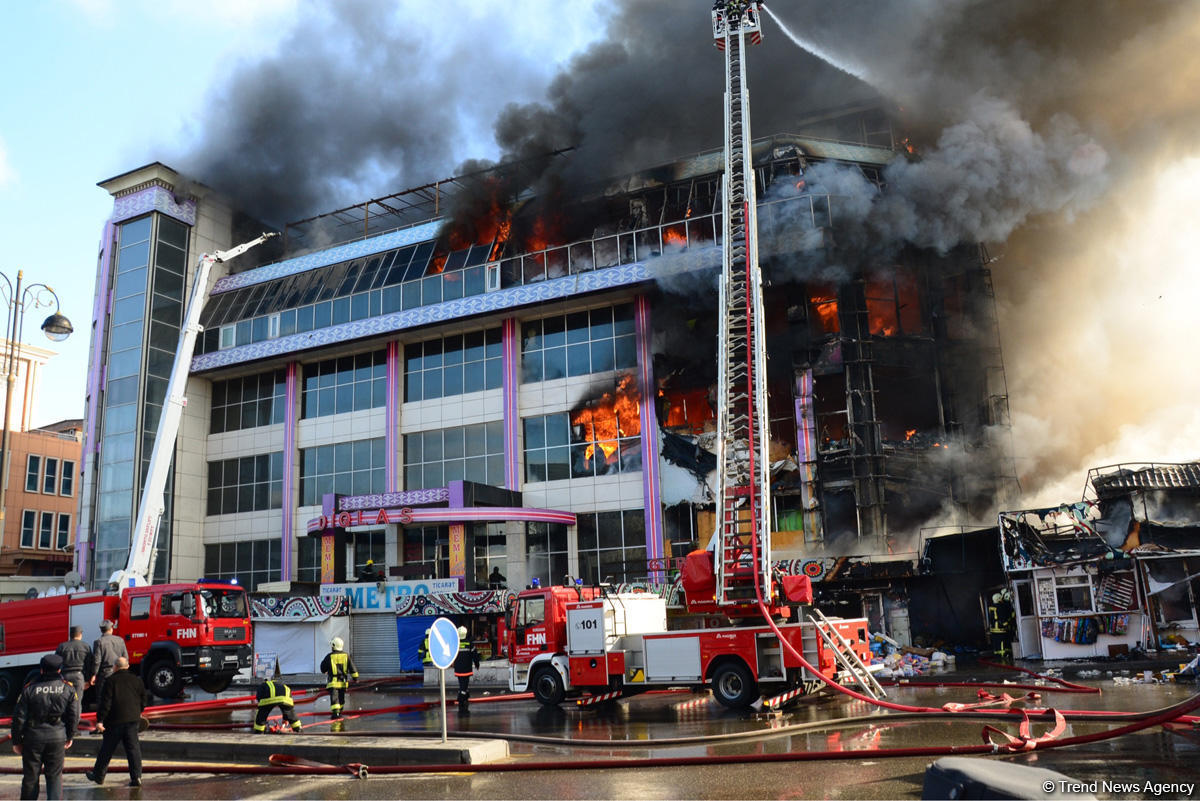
left=427, top=617, right=460, bottom=670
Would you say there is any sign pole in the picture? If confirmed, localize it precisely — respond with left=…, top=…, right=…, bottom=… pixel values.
left=440, top=666, right=448, bottom=742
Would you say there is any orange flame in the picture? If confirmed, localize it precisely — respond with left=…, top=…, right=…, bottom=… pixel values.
left=662, top=386, right=714, bottom=432
left=571, top=375, right=641, bottom=466
left=663, top=225, right=687, bottom=248
left=904, top=429, right=916, bottom=441
left=811, top=294, right=839, bottom=334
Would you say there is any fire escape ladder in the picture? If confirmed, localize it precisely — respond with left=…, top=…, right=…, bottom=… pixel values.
left=845, top=278, right=886, bottom=540
left=713, top=9, right=772, bottom=611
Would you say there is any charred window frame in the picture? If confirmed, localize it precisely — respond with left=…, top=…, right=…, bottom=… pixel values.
left=403, top=422, right=503, bottom=491
left=404, top=328, right=502, bottom=402
left=865, top=267, right=923, bottom=336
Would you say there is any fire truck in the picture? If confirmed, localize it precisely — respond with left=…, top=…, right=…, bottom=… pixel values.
left=0, top=234, right=276, bottom=700
left=507, top=4, right=874, bottom=710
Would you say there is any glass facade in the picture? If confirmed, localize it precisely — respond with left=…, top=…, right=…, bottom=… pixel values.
left=403, top=421, right=504, bottom=490
left=204, top=538, right=281, bottom=591
left=301, top=351, right=386, bottom=419
left=525, top=522, right=568, bottom=587
left=576, top=510, right=647, bottom=584
left=206, top=453, right=284, bottom=515
left=210, top=370, right=287, bottom=433
left=520, top=304, right=636, bottom=383
left=299, top=438, right=386, bottom=506
left=404, top=329, right=502, bottom=402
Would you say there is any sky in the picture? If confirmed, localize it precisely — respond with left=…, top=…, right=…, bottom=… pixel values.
left=2, top=0, right=1199, bottom=513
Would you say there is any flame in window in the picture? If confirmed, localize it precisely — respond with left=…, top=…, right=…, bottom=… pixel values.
left=571, top=375, right=641, bottom=467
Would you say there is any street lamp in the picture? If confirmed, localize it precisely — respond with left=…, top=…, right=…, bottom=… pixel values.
left=0, top=270, right=73, bottom=530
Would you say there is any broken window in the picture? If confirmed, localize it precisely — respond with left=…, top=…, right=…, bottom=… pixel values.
left=808, top=286, right=839, bottom=336
left=866, top=267, right=923, bottom=336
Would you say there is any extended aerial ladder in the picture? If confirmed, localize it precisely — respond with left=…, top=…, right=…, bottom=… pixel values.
left=110, top=232, right=278, bottom=590
left=710, top=1, right=775, bottom=615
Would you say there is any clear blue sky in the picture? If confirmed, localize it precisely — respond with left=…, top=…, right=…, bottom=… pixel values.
left=0, top=0, right=604, bottom=429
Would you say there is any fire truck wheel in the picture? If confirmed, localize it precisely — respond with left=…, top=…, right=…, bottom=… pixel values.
left=144, top=658, right=184, bottom=699
left=711, top=661, right=757, bottom=709
left=195, top=673, right=233, bottom=694
left=0, top=669, right=17, bottom=702
left=532, top=667, right=566, bottom=706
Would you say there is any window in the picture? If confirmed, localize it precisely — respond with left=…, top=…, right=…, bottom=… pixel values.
left=353, top=530, right=387, bottom=577
left=56, top=514, right=70, bottom=551
left=865, top=268, right=923, bottom=337
left=525, top=521, right=569, bottom=587
left=576, top=511, right=647, bottom=584
left=402, top=525, right=446, bottom=578
left=524, top=375, right=642, bottom=482
left=42, top=458, right=58, bottom=495
left=404, top=422, right=504, bottom=490
left=20, top=510, right=35, bottom=548
left=129, top=596, right=151, bottom=620
left=60, top=460, right=75, bottom=496
left=39, top=512, right=54, bottom=549
left=404, top=328, right=502, bottom=402
left=206, top=453, right=284, bottom=516
left=219, top=325, right=235, bottom=350
left=519, top=596, right=545, bottom=627
left=301, top=351, right=386, bottom=418
left=1054, top=575, right=1094, bottom=614
left=25, top=455, right=40, bottom=492
left=203, top=539, right=281, bottom=591
left=297, top=537, right=321, bottom=583
left=210, top=370, right=287, bottom=434
left=472, top=523, right=508, bottom=589
left=299, top=438, right=386, bottom=506
left=521, top=304, right=636, bottom=383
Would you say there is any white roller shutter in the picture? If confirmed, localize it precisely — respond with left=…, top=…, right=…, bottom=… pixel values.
left=349, top=611, right=400, bottom=675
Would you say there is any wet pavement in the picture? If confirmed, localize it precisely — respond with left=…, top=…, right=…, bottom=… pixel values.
left=1, top=668, right=1198, bottom=799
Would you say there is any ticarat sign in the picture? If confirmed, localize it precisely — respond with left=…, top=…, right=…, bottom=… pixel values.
left=321, top=579, right=460, bottom=611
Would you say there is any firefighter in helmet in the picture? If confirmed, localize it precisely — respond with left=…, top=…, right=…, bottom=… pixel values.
left=417, top=628, right=433, bottom=667
left=987, top=589, right=1016, bottom=659
left=253, top=679, right=302, bottom=734
left=453, top=625, right=481, bottom=713
left=319, top=637, right=359, bottom=718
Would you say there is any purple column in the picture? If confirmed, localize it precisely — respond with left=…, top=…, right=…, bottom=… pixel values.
left=280, top=362, right=298, bottom=580
left=635, top=295, right=664, bottom=580
left=386, top=340, right=400, bottom=491
left=502, top=317, right=520, bottom=490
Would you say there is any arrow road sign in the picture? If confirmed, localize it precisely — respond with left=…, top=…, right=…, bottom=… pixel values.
left=428, top=617, right=460, bottom=670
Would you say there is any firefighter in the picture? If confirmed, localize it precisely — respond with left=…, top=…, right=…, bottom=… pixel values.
left=319, top=637, right=358, bottom=718
left=453, top=625, right=481, bottom=713
left=418, top=628, right=432, bottom=667
left=253, top=679, right=302, bottom=733
left=91, top=620, right=128, bottom=706
left=11, top=654, right=79, bottom=801
left=987, top=590, right=1016, bottom=659
left=54, top=626, right=93, bottom=703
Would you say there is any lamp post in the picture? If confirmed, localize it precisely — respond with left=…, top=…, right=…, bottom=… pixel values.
left=0, top=270, right=73, bottom=531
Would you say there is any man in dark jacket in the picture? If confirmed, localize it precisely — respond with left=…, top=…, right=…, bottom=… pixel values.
left=253, top=679, right=303, bottom=733
left=85, top=657, right=148, bottom=788
left=91, top=620, right=128, bottom=705
left=55, top=627, right=93, bottom=703
left=453, top=625, right=481, bottom=713
left=11, top=653, right=79, bottom=800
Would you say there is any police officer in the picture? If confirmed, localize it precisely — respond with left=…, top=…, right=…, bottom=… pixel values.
left=253, top=679, right=302, bottom=733
left=11, top=654, right=79, bottom=800
left=453, top=625, right=481, bottom=713
left=319, top=637, right=358, bottom=718
left=55, top=627, right=93, bottom=703
left=91, top=620, right=128, bottom=706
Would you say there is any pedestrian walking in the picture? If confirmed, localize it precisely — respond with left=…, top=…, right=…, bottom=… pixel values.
left=319, top=637, right=358, bottom=718
left=253, top=679, right=303, bottom=733
left=11, top=654, right=79, bottom=800
left=453, top=625, right=481, bottom=713
left=85, top=657, right=148, bottom=788
left=91, top=620, right=128, bottom=705
left=54, top=627, right=93, bottom=703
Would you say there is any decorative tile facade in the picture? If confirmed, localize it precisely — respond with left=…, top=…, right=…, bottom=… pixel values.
left=111, top=185, right=197, bottom=226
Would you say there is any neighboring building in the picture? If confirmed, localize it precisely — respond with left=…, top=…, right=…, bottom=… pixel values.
left=0, top=419, right=82, bottom=576
left=999, top=462, right=1200, bottom=660
left=78, top=109, right=1016, bottom=642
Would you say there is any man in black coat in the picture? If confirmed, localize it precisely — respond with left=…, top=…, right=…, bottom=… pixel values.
left=11, top=654, right=79, bottom=800
left=85, top=657, right=149, bottom=788
left=55, top=627, right=94, bottom=703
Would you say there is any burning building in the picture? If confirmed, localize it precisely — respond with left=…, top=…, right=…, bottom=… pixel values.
left=77, top=103, right=1017, bottom=663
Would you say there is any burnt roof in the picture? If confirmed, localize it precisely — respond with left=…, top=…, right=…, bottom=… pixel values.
left=1089, top=462, right=1200, bottom=498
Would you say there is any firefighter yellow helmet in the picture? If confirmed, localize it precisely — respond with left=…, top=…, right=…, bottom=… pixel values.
left=457, top=626, right=468, bottom=638
left=330, top=636, right=344, bottom=651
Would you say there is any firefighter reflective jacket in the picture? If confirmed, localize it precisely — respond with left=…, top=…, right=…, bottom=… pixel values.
left=256, top=680, right=294, bottom=708
left=320, top=651, right=359, bottom=689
